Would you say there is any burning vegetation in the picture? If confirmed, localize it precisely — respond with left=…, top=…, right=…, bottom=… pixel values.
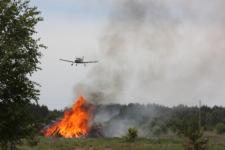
left=44, top=96, right=94, bottom=138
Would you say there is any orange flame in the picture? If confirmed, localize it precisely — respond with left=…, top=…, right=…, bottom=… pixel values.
left=44, top=96, right=93, bottom=138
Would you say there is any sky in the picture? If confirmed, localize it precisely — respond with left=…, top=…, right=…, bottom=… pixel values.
left=31, top=0, right=225, bottom=110
left=31, top=0, right=108, bottom=109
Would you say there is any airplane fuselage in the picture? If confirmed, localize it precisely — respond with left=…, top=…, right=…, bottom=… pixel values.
left=74, top=58, right=83, bottom=63
left=60, top=57, right=97, bottom=66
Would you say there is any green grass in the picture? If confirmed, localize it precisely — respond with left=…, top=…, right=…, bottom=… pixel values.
left=17, top=134, right=225, bottom=150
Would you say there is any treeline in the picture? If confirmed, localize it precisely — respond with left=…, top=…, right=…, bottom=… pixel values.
left=94, top=104, right=225, bottom=136
left=27, top=104, right=63, bottom=131
left=33, top=103, right=225, bottom=136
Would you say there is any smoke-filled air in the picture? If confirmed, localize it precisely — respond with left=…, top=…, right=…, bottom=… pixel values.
left=73, top=0, right=225, bottom=137
left=78, top=0, right=225, bottom=106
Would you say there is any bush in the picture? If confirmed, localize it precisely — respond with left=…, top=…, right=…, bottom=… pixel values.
left=168, top=116, right=208, bottom=150
left=215, top=123, right=225, bottom=134
left=125, top=128, right=138, bottom=142
left=27, top=136, right=39, bottom=146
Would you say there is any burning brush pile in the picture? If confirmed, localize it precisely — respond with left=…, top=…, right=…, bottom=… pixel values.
left=43, top=96, right=103, bottom=138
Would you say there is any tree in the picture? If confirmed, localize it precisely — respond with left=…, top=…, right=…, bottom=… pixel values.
left=0, top=0, right=45, bottom=149
left=215, top=123, right=225, bottom=134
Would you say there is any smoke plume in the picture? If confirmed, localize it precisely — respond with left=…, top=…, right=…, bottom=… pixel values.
left=72, top=0, right=225, bottom=137
left=80, top=0, right=225, bottom=106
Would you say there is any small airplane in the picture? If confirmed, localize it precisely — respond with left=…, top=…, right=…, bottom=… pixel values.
left=59, top=57, right=98, bottom=66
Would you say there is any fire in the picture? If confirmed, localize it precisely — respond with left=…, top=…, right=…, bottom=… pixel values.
left=44, top=96, right=94, bottom=138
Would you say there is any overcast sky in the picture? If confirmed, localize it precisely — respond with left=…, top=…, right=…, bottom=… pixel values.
left=32, top=0, right=225, bottom=110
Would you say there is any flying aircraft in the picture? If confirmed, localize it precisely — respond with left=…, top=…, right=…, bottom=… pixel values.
left=59, top=57, right=98, bottom=66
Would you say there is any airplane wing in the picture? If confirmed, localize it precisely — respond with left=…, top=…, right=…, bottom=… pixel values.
left=59, top=59, right=74, bottom=63
left=82, top=61, right=98, bottom=63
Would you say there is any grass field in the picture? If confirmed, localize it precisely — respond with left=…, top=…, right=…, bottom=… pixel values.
left=18, top=133, right=225, bottom=150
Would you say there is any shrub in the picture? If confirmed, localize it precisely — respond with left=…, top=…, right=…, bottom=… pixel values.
left=27, top=136, right=39, bottom=147
left=215, top=123, right=225, bottom=134
left=125, top=128, right=138, bottom=142
left=168, top=116, right=208, bottom=150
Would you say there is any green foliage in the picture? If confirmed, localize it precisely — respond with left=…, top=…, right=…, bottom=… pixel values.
left=215, top=123, right=225, bottom=134
left=150, top=118, right=168, bottom=137
left=168, top=115, right=208, bottom=150
left=0, top=0, right=45, bottom=149
left=124, top=128, right=138, bottom=142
